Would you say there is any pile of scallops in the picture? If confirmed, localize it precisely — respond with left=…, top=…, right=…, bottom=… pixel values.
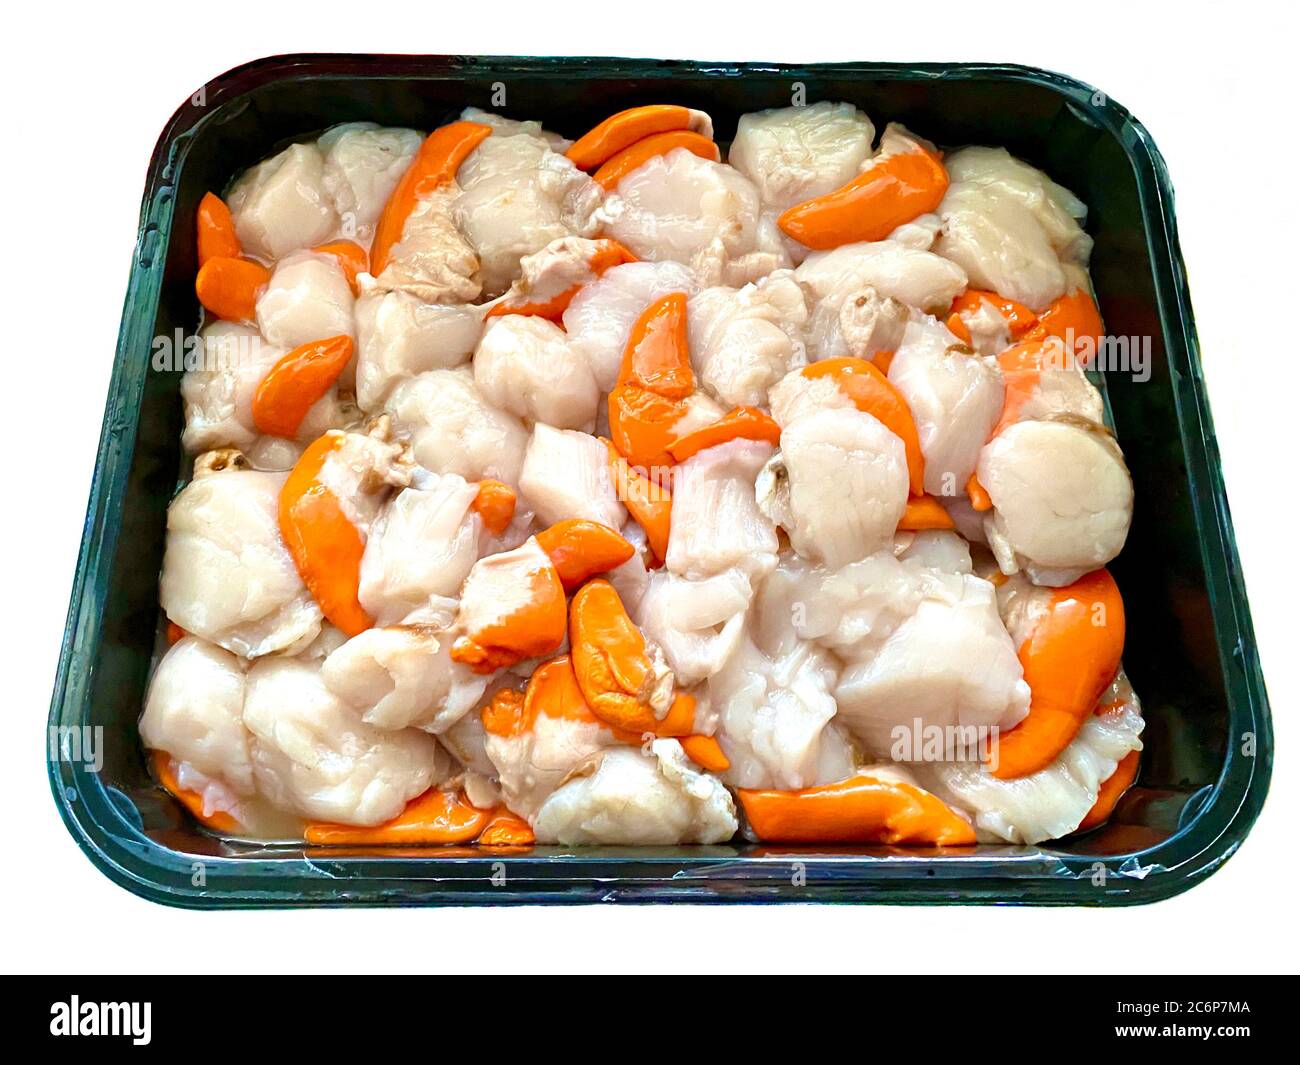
left=141, top=101, right=1141, bottom=848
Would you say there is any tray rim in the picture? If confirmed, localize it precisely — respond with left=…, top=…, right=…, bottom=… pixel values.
left=47, top=52, right=1272, bottom=908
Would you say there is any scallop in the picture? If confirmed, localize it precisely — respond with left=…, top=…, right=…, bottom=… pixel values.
left=709, top=632, right=856, bottom=791
left=227, top=142, right=339, bottom=260
left=242, top=656, right=450, bottom=826
left=358, top=475, right=482, bottom=626
left=455, top=130, right=603, bottom=298
left=139, top=636, right=253, bottom=796
left=180, top=322, right=276, bottom=453
left=354, top=289, right=482, bottom=412
left=666, top=439, right=779, bottom=582
left=384, top=367, right=529, bottom=484
left=532, top=742, right=737, bottom=845
left=483, top=688, right=617, bottom=822
left=606, top=523, right=652, bottom=614
left=376, top=186, right=482, bottom=304
left=766, top=365, right=856, bottom=428
left=255, top=250, right=355, bottom=352
left=460, top=107, right=570, bottom=150
left=934, top=147, right=1092, bottom=312
left=518, top=424, right=625, bottom=529
left=321, top=609, right=488, bottom=734
left=636, top=568, right=753, bottom=686
left=834, top=572, right=1031, bottom=757
left=728, top=101, right=875, bottom=213
left=945, top=147, right=1093, bottom=261
left=887, top=313, right=1004, bottom=497
left=688, top=269, right=809, bottom=407
left=453, top=537, right=560, bottom=661
left=837, top=286, right=911, bottom=360
left=758, top=408, right=908, bottom=569
left=1003, top=353, right=1106, bottom=427
left=474, top=316, right=600, bottom=430
left=756, top=550, right=925, bottom=656
left=181, top=322, right=353, bottom=453
left=160, top=460, right=322, bottom=658
left=794, top=240, right=968, bottom=358
left=894, top=529, right=974, bottom=574
left=599, top=149, right=789, bottom=288
left=318, top=122, right=422, bottom=241
left=978, top=418, right=1133, bottom=586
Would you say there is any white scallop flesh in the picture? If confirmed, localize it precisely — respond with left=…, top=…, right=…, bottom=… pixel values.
left=667, top=439, right=779, bottom=582
left=945, top=146, right=1093, bottom=262
left=440, top=690, right=500, bottom=778
left=227, top=142, right=339, bottom=260
left=455, top=132, right=603, bottom=298
left=384, top=367, right=529, bottom=484
left=919, top=700, right=1143, bottom=844
left=180, top=323, right=276, bottom=453
left=709, top=632, right=856, bottom=791
left=934, top=148, right=1092, bottom=312
left=317, top=122, right=422, bottom=242
left=244, top=435, right=305, bottom=472
left=936, top=189, right=1064, bottom=312
left=728, top=102, right=875, bottom=213
left=978, top=418, right=1133, bottom=584
left=636, top=568, right=753, bottom=686
left=599, top=149, right=788, bottom=288
left=795, top=240, right=968, bottom=358
left=687, top=269, right=809, bottom=407
left=837, top=286, right=911, bottom=360
left=358, top=474, right=481, bottom=625
left=377, top=186, right=482, bottom=304
left=459, top=107, right=571, bottom=151
left=532, top=742, right=738, bottom=845
left=834, top=571, right=1031, bottom=757
left=755, top=550, right=926, bottom=656
left=759, top=408, right=908, bottom=569
left=294, top=623, right=350, bottom=663
left=888, top=212, right=943, bottom=251
left=354, top=287, right=482, bottom=412
left=139, top=636, right=253, bottom=797
left=894, top=529, right=973, bottom=575
left=474, top=316, right=600, bottom=430
left=242, top=657, right=449, bottom=826
left=160, top=464, right=322, bottom=658
left=766, top=366, right=856, bottom=429
left=321, top=609, right=488, bottom=734
left=518, top=424, right=625, bottom=529
left=562, top=260, right=698, bottom=392
left=887, top=313, right=1004, bottom=497
left=256, top=250, right=355, bottom=352
left=606, top=522, right=651, bottom=614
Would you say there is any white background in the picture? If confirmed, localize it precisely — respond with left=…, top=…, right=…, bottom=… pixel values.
left=1, top=0, right=1293, bottom=974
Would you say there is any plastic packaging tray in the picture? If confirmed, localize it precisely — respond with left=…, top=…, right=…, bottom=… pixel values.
left=47, top=53, right=1271, bottom=906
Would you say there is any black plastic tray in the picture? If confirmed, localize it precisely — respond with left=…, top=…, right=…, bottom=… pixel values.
left=47, top=53, right=1271, bottom=906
